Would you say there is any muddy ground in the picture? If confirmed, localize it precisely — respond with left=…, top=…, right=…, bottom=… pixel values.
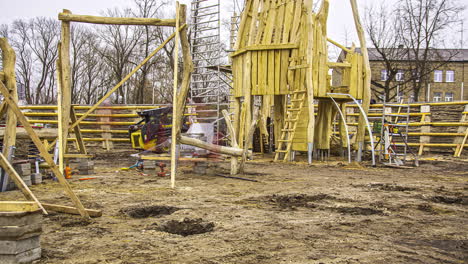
left=1, top=153, right=467, bottom=264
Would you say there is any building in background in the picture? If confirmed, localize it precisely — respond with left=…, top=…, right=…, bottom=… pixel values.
left=335, top=48, right=468, bottom=102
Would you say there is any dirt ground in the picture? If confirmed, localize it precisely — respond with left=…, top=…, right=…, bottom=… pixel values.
left=1, top=153, right=467, bottom=264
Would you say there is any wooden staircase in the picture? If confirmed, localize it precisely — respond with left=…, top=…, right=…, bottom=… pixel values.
left=274, top=90, right=307, bottom=161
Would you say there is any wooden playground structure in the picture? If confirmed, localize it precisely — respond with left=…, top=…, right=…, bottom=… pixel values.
left=0, top=0, right=468, bottom=222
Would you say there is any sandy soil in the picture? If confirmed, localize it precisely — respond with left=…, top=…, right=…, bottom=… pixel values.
left=1, top=154, right=467, bottom=264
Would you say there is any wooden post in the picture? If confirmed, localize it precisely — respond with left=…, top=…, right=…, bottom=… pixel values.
left=273, top=95, right=284, bottom=148
left=419, top=105, right=431, bottom=155
left=59, top=11, right=72, bottom=171
left=239, top=104, right=260, bottom=174
left=350, top=0, right=371, bottom=154
left=222, top=110, right=239, bottom=175
left=70, top=106, right=87, bottom=154
left=170, top=2, right=180, bottom=189
left=305, top=0, right=315, bottom=163
left=453, top=104, right=468, bottom=156
left=174, top=4, right=193, bottom=135
left=0, top=38, right=18, bottom=159
left=0, top=81, right=90, bottom=219
left=57, top=56, right=64, bottom=173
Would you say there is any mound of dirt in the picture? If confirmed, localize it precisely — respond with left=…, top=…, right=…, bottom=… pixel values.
left=367, top=183, right=417, bottom=192
left=430, top=196, right=468, bottom=205
left=120, top=205, right=179, bottom=218
left=158, top=218, right=215, bottom=236
left=59, top=217, right=92, bottom=227
left=265, top=193, right=335, bottom=209
left=333, top=207, right=383, bottom=216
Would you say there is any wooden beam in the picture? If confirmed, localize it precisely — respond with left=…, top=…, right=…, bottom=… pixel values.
left=0, top=201, right=40, bottom=212
left=179, top=136, right=245, bottom=157
left=170, top=2, right=181, bottom=189
left=350, top=0, right=372, bottom=154
left=42, top=203, right=102, bottom=218
left=328, top=62, right=351, bottom=68
left=0, top=101, right=7, bottom=119
left=68, top=24, right=187, bottom=132
left=230, top=43, right=299, bottom=57
left=0, top=153, right=47, bottom=214
left=140, top=156, right=222, bottom=162
left=58, top=12, right=176, bottom=27
left=327, top=37, right=352, bottom=53
left=0, top=80, right=90, bottom=219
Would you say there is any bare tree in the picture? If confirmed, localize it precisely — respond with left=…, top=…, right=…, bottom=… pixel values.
left=365, top=3, right=411, bottom=101
left=96, top=8, right=140, bottom=104
left=130, top=0, right=169, bottom=104
left=364, top=0, right=464, bottom=101
left=397, top=0, right=464, bottom=100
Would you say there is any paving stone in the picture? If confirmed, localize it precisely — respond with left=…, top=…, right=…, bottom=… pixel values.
left=0, top=236, right=40, bottom=255
left=0, top=211, right=42, bottom=228
left=31, top=173, right=42, bottom=185
left=0, top=247, right=41, bottom=264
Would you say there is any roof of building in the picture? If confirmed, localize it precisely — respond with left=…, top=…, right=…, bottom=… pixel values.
left=348, top=48, right=468, bottom=62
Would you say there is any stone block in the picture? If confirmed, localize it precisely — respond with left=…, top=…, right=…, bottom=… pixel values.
left=13, top=164, right=31, bottom=171
left=0, top=211, right=43, bottom=227
left=31, top=173, right=42, bottom=185
left=0, top=236, right=40, bottom=255
left=0, top=210, right=42, bottom=263
left=143, top=160, right=156, bottom=169
left=0, top=247, right=41, bottom=264
left=79, top=170, right=94, bottom=175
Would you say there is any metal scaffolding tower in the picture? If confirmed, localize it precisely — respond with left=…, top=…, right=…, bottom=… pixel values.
left=190, top=0, right=223, bottom=126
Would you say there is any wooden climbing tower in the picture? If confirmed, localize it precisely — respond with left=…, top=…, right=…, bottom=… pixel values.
left=230, top=0, right=372, bottom=163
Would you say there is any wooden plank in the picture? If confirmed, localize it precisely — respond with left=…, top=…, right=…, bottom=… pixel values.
left=0, top=153, right=47, bottom=214
left=247, top=0, right=261, bottom=45
left=42, top=203, right=102, bottom=218
left=254, top=0, right=268, bottom=44
left=234, top=0, right=253, bottom=50
left=268, top=50, right=275, bottom=94
left=0, top=81, right=90, bottom=219
left=252, top=51, right=258, bottom=94
left=0, top=202, right=39, bottom=212
left=281, top=0, right=295, bottom=43
left=58, top=12, right=176, bottom=26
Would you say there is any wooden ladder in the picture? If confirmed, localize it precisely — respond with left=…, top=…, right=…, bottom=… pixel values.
left=274, top=90, right=307, bottom=161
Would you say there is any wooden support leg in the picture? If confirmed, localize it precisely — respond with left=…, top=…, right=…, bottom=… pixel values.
left=222, top=110, right=239, bottom=175
left=0, top=81, right=90, bottom=219
left=239, top=104, right=260, bottom=174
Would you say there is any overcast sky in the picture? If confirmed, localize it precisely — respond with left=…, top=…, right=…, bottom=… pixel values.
left=0, top=0, right=466, bottom=50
